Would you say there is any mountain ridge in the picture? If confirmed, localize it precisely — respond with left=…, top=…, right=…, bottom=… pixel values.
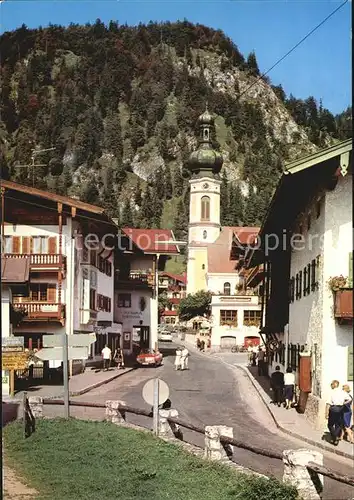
left=1, top=20, right=351, bottom=241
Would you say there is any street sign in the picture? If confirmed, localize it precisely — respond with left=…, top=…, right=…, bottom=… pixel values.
left=2, top=352, right=29, bottom=370
left=35, top=347, right=89, bottom=361
left=2, top=346, right=24, bottom=353
left=142, top=378, right=169, bottom=407
left=42, top=333, right=96, bottom=348
left=2, top=337, right=24, bottom=353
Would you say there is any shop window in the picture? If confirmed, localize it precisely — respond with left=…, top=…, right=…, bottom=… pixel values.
left=243, top=310, right=262, bottom=327
left=220, top=310, right=237, bottom=327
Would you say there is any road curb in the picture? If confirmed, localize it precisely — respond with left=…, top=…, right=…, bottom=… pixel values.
left=11, top=368, right=136, bottom=401
left=70, top=367, right=136, bottom=397
left=234, top=363, right=354, bottom=461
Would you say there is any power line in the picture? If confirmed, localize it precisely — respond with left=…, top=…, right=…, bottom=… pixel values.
left=238, top=0, right=349, bottom=101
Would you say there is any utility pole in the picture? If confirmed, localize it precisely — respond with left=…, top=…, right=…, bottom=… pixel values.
left=15, top=147, right=56, bottom=187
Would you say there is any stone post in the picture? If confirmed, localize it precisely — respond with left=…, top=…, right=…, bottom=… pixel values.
left=158, top=409, right=181, bottom=438
left=105, top=400, right=126, bottom=424
left=28, top=396, right=43, bottom=419
left=204, top=425, right=233, bottom=462
left=283, top=449, right=323, bottom=500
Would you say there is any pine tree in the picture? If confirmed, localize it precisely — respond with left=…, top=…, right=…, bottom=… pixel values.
left=150, top=172, right=164, bottom=228
left=220, top=169, right=230, bottom=225
left=140, top=185, right=154, bottom=227
left=164, top=163, right=173, bottom=200
left=120, top=199, right=134, bottom=227
left=112, top=159, right=127, bottom=193
left=104, top=111, right=123, bottom=162
left=135, top=177, right=143, bottom=206
left=229, top=183, right=244, bottom=226
left=246, top=51, right=260, bottom=77
left=173, top=198, right=188, bottom=242
left=101, top=167, right=118, bottom=217
left=173, top=166, right=184, bottom=197
left=82, top=177, right=100, bottom=205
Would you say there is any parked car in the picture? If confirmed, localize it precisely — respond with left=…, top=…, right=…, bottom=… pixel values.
left=136, top=349, right=163, bottom=367
left=158, top=331, right=173, bottom=342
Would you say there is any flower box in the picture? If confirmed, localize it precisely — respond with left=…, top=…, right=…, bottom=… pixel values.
left=334, top=289, right=353, bottom=321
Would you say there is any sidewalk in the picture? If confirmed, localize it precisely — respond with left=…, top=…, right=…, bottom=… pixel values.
left=8, top=366, right=135, bottom=402
left=236, top=363, right=354, bottom=461
left=182, top=339, right=354, bottom=461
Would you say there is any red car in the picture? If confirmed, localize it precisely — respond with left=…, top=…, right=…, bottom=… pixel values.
left=136, top=349, right=163, bottom=367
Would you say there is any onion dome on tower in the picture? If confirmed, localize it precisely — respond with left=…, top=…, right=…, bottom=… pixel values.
left=188, top=105, right=223, bottom=179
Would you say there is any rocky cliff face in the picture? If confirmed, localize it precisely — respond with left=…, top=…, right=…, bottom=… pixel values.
left=1, top=20, right=346, bottom=232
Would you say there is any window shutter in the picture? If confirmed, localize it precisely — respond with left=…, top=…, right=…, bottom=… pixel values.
left=12, top=236, right=21, bottom=253
left=303, top=267, right=307, bottom=296
left=348, top=347, right=353, bottom=382
left=348, top=252, right=353, bottom=288
left=47, top=285, right=57, bottom=303
left=48, top=236, right=57, bottom=254
left=22, top=236, right=30, bottom=254
left=298, top=271, right=302, bottom=299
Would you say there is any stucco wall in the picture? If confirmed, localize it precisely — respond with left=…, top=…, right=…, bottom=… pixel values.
left=321, top=174, right=353, bottom=397
left=207, top=274, right=240, bottom=295
left=188, top=177, right=221, bottom=244
left=211, top=297, right=261, bottom=348
left=186, top=247, right=208, bottom=294
left=114, top=289, right=152, bottom=350
left=288, top=173, right=352, bottom=427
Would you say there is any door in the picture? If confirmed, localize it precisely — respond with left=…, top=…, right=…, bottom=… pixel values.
left=244, top=336, right=260, bottom=348
left=220, top=336, right=237, bottom=349
left=139, top=326, right=150, bottom=349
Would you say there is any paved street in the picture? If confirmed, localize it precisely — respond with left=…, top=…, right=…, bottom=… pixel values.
left=44, top=343, right=354, bottom=499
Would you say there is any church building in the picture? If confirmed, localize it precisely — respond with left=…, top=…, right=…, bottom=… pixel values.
left=186, top=108, right=263, bottom=350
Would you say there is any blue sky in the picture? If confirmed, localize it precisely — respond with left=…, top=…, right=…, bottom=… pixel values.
left=0, top=0, right=351, bottom=114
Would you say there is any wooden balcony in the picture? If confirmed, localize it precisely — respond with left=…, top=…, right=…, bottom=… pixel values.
left=334, top=289, right=353, bottom=322
left=3, top=253, right=66, bottom=273
left=13, top=301, right=65, bottom=324
left=115, top=271, right=154, bottom=289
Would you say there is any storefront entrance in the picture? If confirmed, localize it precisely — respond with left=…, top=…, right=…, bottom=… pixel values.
left=132, top=325, right=150, bottom=350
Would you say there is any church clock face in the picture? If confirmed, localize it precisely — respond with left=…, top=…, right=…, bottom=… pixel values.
left=203, top=183, right=209, bottom=189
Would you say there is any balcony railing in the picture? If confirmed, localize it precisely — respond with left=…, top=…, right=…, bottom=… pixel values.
left=334, top=289, right=353, bottom=321
left=13, top=301, right=65, bottom=323
left=3, top=253, right=66, bottom=270
left=115, top=271, right=154, bottom=289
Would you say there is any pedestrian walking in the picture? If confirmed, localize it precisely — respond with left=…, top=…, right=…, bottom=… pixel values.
left=101, top=344, right=112, bottom=371
left=180, top=346, right=189, bottom=370
left=340, top=385, right=354, bottom=443
left=326, top=380, right=352, bottom=445
left=251, top=345, right=258, bottom=366
left=284, top=367, right=295, bottom=409
left=256, top=347, right=266, bottom=376
left=174, top=347, right=182, bottom=371
left=113, top=347, right=124, bottom=370
left=247, top=344, right=253, bottom=365
left=196, top=338, right=201, bottom=350
left=270, top=365, right=284, bottom=406
left=200, top=340, right=205, bottom=352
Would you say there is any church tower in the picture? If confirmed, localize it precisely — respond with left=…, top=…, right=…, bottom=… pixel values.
left=187, top=107, right=223, bottom=244
left=186, top=107, right=223, bottom=294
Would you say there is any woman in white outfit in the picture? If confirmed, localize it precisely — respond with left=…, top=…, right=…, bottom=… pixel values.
left=174, top=347, right=182, bottom=371
left=180, top=346, right=189, bottom=370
